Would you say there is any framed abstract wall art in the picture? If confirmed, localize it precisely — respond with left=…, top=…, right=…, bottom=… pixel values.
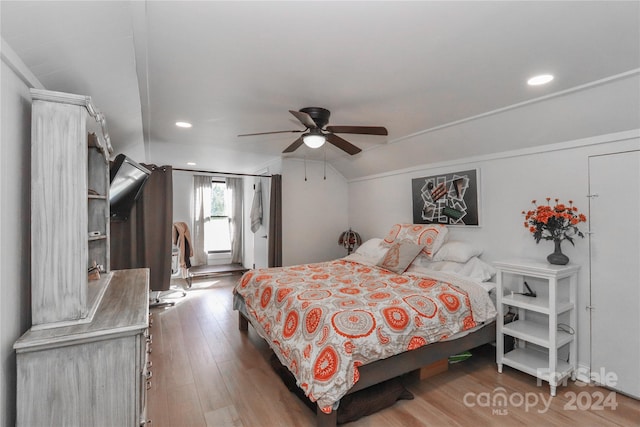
left=411, top=169, right=480, bottom=226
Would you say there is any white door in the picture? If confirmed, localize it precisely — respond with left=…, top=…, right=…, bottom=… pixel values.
left=252, top=176, right=270, bottom=269
left=589, top=150, right=640, bottom=399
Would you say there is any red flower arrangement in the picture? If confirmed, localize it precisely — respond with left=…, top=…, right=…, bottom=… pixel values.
left=523, top=198, right=587, bottom=245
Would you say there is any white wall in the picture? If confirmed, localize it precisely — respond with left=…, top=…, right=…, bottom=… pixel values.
left=281, top=158, right=350, bottom=265
left=172, top=170, right=192, bottom=226
left=348, top=130, right=640, bottom=374
left=0, top=58, right=34, bottom=427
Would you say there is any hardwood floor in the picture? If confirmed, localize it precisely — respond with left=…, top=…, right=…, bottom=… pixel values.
left=147, top=275, right=639, bottom=426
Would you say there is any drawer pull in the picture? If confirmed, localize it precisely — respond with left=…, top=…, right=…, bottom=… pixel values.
left=146, top=380, right=152, bottom=390
left=145, top=370, right=153, bottom=380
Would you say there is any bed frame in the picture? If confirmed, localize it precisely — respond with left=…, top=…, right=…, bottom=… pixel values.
left=238, top=312, right=496, bottom=427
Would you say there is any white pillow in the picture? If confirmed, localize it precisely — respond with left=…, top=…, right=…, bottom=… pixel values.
left=432, top=241, right=483, bottom=263
left=406, top=256, right=496, bottom=282
left=456, top=257, right=496, bottom=282
left=344, top=238, right=387, bottom=264
left=354, top=238, right=385, bottom=258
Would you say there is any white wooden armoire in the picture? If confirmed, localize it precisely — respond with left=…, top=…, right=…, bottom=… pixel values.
left=14, top=89, right=152, bottom=426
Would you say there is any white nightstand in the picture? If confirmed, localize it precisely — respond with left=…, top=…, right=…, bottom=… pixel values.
left=494, top=259, right=579, bottom=396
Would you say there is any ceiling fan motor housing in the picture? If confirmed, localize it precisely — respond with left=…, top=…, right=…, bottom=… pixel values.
left=300, top=107, right=331, bottom=129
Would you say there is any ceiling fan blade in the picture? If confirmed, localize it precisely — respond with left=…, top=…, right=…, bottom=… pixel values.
left=326, top=125, right=388, bottom=136
left=289, top=110, right=317, bottom=129
left=326, top=133, right=362, bottom=155
left=237, top=129, right=303, bottom=137
left=282, top=136, right=304, bottom=153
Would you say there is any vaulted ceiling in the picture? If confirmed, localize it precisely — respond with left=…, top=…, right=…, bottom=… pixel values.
left=2, top=1, right=639, bottom=178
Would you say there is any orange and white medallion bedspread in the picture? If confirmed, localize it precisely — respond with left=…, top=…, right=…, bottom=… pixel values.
left=234, top=259, right=492, bottom=412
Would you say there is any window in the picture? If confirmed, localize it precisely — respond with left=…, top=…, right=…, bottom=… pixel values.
left=204, top=180, right=231, bottom=252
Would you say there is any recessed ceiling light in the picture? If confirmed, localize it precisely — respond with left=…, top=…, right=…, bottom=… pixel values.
left=176, top=121, right=192, bottom=128
left=527, top=74, right=554, bottom=86
left=187, top=162, right=196, bottom=166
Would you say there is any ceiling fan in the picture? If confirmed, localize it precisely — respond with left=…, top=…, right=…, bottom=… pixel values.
left=237, top=107, right=388, bottom=155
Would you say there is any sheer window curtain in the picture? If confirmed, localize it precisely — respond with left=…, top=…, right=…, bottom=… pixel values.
left=225, top=177, right=243, bottom=264
left=192, top=175, right=210, bottom=266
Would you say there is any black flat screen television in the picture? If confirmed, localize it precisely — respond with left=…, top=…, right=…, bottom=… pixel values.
left=109, top=154, right=151, bottom=221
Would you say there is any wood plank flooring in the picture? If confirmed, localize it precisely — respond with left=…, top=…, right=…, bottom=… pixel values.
left=148, top=275, right=639, bottom=426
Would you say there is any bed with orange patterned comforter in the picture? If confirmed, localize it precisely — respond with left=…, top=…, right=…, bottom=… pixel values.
left=233, top=258, right=497, bottom=413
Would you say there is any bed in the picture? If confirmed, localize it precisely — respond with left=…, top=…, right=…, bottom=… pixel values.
left=233, top=224, right=498, bottom=426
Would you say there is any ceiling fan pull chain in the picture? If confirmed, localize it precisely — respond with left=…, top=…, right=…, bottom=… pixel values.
left=323, top=146, right=327, bottom=180
left=304, top=156, right=307, bottom=181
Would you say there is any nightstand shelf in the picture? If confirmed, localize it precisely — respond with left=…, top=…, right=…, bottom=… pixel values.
left=502, top=348, right=573, bottom=382
left=501, top=293, right=573, bottom=315
left=495, top=259, right=579, bottom=396
left=502, top=319, right=573, bottom=348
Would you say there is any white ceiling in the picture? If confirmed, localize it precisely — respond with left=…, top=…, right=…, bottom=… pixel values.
left=2, top=1, right=639, bottom=178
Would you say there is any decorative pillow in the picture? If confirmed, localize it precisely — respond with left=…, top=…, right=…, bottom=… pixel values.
left=377, top=241, right=424, bottom=274
left=432, top=240, right=483, bottom=263
left=382, top=223, right=448, bottom=259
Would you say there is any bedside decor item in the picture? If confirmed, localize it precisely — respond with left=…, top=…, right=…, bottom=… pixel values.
left=339, top=228, right=362, bottom=254
left=523, top=198, right=587, bottom=265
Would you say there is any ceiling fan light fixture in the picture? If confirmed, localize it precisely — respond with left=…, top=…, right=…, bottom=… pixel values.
left=303, top=131, right=326, bottom=148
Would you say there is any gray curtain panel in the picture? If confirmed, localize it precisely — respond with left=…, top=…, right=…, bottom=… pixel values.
left=268, top=174, right=282, bottom=268
left=111, top=164, right=173, bottom=291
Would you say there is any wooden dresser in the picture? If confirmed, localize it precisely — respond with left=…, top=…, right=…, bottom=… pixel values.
left=14, top=269, right=151, bottom=426
left=14, top=89, right=151, bottom=426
